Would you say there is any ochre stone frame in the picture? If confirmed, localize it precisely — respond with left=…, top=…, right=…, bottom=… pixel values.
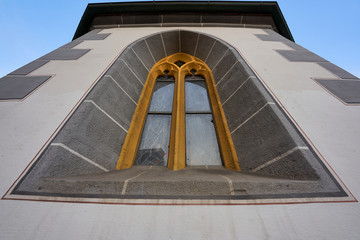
left=116, top=53, right=240, bottom=171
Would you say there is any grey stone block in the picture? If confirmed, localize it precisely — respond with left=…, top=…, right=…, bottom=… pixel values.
left=231, top=104, right=317, bottom=179
left=14, top=145, right=103, bottom=193
left=132, top=40, right=156, bottom=71
left=318, top=62, right=358, bottom=79
left=194, top=34, right=216, bottom=61
left=205, top=41, right=228, bottom=69
left=53, top=102, right=127, bottom=170
left=202, top=15, right=241, bottom=24
left=146, top=34, right=166, bottom=62
left=222, top=79, right=268, bottom=132
left=60, top=39, right=83, bottom=49
left=180, top=30, right=199, bottom=55
left=106, top=61, right=144, bottom=103
left=242, top=15, right=276, bottom=29
left=0, top=75, right=51, bottom=100
left=255, top=148, right=319, bottom=180
left=39, top=48, right=90, bottom=60
left=86, top=77, right=137, bottom=130
left=162, top=31, right=180, bottom=56
left=162, top=14, right=200, bottom=23
left=9, top=60, right=49, bottom=75
left=315, top=79, right=360, bottom=103
left=211, top=50, right=237, bottom=81
left=216, top=61, right=250, bottom=101
left=276, top=50, right=327, bottom=62
left=122, top=14, right=160, bottom=24
left=92, top=15, right=122, bottom=25
left=121, top=48, right=149, bottom=83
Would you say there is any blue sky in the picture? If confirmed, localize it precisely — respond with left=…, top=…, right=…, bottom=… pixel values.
left=0, top=0, right=359, bottom=78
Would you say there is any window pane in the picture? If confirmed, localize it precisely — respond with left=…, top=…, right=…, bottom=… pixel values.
left=185, top=81, right=211, bottom=112
left=186, top=114, right=222, bottom=165
left=135, top=115, right=171, bottom=166
left=149, top=82, right=174, bottom=112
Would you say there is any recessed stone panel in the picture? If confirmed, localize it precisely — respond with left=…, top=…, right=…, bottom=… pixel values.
left=276, top=50, right=327, bottom=62
left=0, top=75, right=51, bottom=100
left=9, top=60, right=49, bottom=75
left=318, top=62, right=358, bottom=79
left=39, top=48, right=90, bottom=60
left=315, top=79, right=360, bottom=104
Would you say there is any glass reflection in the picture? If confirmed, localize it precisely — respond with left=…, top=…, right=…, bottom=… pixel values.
left=185, top=81, right=211, bottom=112
left=186, top=114, right=222, bottom=165
left=149, top=82, right=174, bottom=112
left=135, top=115, right=171, bottom=166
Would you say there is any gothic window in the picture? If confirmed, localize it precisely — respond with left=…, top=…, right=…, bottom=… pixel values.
left=116, top=53, right=240, bottom=171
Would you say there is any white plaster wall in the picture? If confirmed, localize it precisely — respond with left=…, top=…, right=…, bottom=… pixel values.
left=0, top=27, right=359, bottom=239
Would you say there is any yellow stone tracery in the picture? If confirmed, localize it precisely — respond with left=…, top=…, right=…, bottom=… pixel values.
left=116, top=53, right=240, bottom=171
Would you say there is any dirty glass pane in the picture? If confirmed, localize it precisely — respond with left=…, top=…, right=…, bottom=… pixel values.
left=185, top=81, right=211, bottom=112
left=135, top=115, right=171, bottom=166
left=149, top=82, right=174, bottom=112
left=186, top=114, right=222, bottom=165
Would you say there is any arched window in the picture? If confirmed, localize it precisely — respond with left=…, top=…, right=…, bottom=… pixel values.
left=116, top=53, right=240, bottom=171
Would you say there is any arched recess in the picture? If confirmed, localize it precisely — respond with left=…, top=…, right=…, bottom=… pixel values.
left=15, top=30, right=320, bottom=185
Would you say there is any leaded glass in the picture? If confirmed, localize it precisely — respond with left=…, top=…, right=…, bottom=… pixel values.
left=149, top=82, right=174, bottom=112
left=185, top=81, right=211, bottom=112
left=185, top=114, right=222, bottom=165
left=135, top=115, right=171, bottom=166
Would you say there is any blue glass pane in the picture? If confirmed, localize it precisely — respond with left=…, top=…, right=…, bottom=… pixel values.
left=149, top=82, right=174, bottom=112
left=185, top=81, right=211, bottom=112
left=186, top=114, right=222, bottom=165
left=135, top=115, right=171, bottom=166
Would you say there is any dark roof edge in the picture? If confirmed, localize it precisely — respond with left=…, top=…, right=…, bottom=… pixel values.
left=73, top=1, right=294, bottom=42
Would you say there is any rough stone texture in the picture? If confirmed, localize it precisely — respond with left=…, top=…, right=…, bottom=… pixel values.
left=180, top=30, right=199, bottom=55
left=14, top=166, right=342, bottom=199
left=216, top=61, right=249, bottom=101
left=52, top=102, right=127, bottom=171
left=86, top=77, right=137, bottom=129
left=145, top=34, right=166, bottom=62
left=231, top=103, right=318, bottom=180
left=211, top=49, right=238, bottom=82
left=194, top=34, right=216, bottom=61
left=0, top=75, right=51, bottom=100
left=318, top=62, right=358, bottom=79
left=162, top=31, right=180, bottom=56
left=105, top=61, right=143, bottom=103
left=14, top=145, right=103, bottom=193
left=276, top=50, right=327, bottom=62
left=205, top=41, right=229, bottom=69
left=315, top=79, right=360, bottom=103
left=222, top=79, right=269, bottom=132
left=121, top=48, right=149, bottom=83
left=132, top=40, right=156, bottom=71
left=9, top=60, right=50, bottom=75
